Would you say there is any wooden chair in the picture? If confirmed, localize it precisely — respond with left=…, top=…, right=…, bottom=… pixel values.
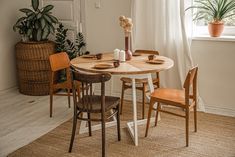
left=49, top=52, right=80, bottom=117
left=145, top=66, right=198, bottom=147
left=69, top=70, right=121, bottom=157
left=120, top=50, right=160, bottom=119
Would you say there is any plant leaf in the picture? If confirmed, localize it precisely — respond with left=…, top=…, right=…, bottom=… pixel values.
left=44, top=14, right=52, bottom=23
left=32, top=0, right=39, bottom=11
left=37, top=13, right=42, bottom=19
left=20, top=8, right=33, bottom=14
left=42, top=26, right=50, bottom=40
left=13, top=17, right=26, bottom=29
left=27, top=28, right=33, bottom=36
left=36, top=28, right=42, bottom=41
left=47, top=14, right=58, bottom=23
left=27, top=13, right=36, bottom=21
left=42, top=5, right=54, bottom=13
left=40, top=18, right=46, bottom=29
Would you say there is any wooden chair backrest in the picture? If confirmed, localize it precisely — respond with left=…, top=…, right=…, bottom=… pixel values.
left=71, top=70, right=111, bottom=112
left=183, top=66, right=198, bottom=106
left=49, top=52, right=70, bottom=72
left=135, top=50, right=159, bottom=55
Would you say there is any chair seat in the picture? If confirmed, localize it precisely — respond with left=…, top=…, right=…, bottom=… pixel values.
left=151, top=88, right=185, bottom=107
left=77, top=95, right=120, bottom=113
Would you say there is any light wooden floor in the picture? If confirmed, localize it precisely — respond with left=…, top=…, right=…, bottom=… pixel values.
left=0, top=88, right=73, bottom=157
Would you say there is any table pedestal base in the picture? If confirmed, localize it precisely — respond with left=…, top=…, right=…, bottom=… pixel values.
left=127, top=116, right=160, bottom=146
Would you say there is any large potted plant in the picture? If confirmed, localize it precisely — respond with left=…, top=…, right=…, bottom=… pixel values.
left=14, top=0, right=58, bottom=95
left=186, top=0, right=235, bottom=37
left=55, top=23, right=87, bottom=82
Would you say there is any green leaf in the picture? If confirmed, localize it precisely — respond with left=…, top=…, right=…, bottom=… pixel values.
left=42, top=5, right=54, bottom=13
left=36, top=28, right=42, bottom=41
left=44, top=14, right=52, bottom=23
left=42, top=26, right=50, bottom=40
left=13, top=17, right=26, bottom=28
left=27, top=13, right=36, bottom=21
left=20, top=8, right=33, bottom=14
left=37, top=13, right=42, bottom=19
left=35, top=20, right=40, bottom=29
left=32, top=0, right=39, bottom=11
left=27, top=29, right=33, bottom=36
left=40, top=18, right=46, bottom=29
left=47, top=14, right=58, bottom=23
left=49, top=24, right=55, bottom=33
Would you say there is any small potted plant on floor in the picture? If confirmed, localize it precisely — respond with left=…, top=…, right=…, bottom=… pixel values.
left=186, top=0, right=235, bottom=37
left=14, top=0, right=58, bottom=95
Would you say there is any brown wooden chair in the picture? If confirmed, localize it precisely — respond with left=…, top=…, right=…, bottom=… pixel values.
left=145, top=66, right=198, bottom=147
left=49, top=52, right=80, bottom=117
left=120, top=50, right=160, bottom=119
left=69, top=70, right=121, bottom=157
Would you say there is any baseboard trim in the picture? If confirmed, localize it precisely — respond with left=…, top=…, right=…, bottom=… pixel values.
left=0, top=86, right=18, bottom=95
left=205, top=105, right=235, bottom=117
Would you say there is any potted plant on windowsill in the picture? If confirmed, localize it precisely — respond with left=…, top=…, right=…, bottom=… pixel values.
left=186, top=0, right=235, bottom=37
left=14, top=0, right=58, bottom=95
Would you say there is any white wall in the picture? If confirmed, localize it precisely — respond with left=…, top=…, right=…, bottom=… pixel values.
left=0, top=0, right=30, bottom=91
left=85, top=0, right=131, bottom=53
left=191, top=40, right=235, bottom=116
left=85, top=0, right=132, bottom=98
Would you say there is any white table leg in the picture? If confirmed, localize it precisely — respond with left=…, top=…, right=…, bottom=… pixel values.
left=126, top=73, right=159, bottom=146
left=130, top=78, right=138, bottom=146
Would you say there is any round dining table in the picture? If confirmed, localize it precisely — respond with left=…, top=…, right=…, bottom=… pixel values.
left=70, top=52, right=174, bottom=146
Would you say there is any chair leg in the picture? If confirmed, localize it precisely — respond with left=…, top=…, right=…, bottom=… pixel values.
left=101, top=115, right=106, bottom=157
left=120, top=82, right=125, bottom=115
left=145, top=98, right=154, bottom=137
left=67, top=88, right=71, bottom=108
left=142, top=83, right=146, bottom=119
left=88, top=113, right=92, bottom=136
left=185, top=109, right=189, bottom=147
left=194, top=105, right=197, bottom=132
left=117, top=104, right=121, bottom=141
left=69, top=116, right=78, bottom=152
left=154, top=103, right=160, bottom=127
left=49, top=90, right=53, bottom=117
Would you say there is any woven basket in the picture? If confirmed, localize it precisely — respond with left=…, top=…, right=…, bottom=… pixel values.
left=16, top=41, right=55, bottom=96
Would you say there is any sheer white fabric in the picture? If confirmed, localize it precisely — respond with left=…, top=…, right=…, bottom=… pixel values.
left=131, top=0, right=205, bottom=111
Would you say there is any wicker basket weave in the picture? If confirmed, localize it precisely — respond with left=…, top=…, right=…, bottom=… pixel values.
left=16, top=41, right=55, bottom=95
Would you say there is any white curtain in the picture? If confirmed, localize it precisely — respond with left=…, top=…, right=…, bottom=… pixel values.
left=131, top=0, right=205, bottom=111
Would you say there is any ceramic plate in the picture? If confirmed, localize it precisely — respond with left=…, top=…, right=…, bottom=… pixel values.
left=146, top=59, right=165, bottom=64
left=81, top=55, right=95, bottom=58
left=132, top=53, right=142, bottom=56
left=93, top=63, right=113, bottom=69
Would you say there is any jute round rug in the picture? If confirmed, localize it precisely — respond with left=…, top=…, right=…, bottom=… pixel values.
left=8, top=102, right=235, bottom=157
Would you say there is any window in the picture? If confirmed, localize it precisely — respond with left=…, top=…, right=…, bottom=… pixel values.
left=191, top=0, right=235, bottom=37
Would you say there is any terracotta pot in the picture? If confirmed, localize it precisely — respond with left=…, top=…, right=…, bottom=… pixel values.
left=208, top=22, right=224, bottom=37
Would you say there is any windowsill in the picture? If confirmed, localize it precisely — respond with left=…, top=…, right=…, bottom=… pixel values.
left=192, top=35, right=235, bottom=42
